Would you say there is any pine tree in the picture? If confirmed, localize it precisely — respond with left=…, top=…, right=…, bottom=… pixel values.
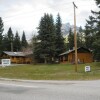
left=7, top=27, right=14, bottom=51
left=77, top=26, right=85, bottom=47
left=55, top=13, right=65, bottom=57
left=95, top=0, right=100, bottom=5
left=84, top=0, right=100, bottom=61
left=68, top=28, right=74, bottom=50
left=92, top=0, right=100, bottom=61
left=21, top=31, right=28, bottom=49
left=32, top=35, right=40, bottom=63
left=84, top=16, right=96, bottom=49
left=2, top=34, right=8, bottom=51
left=92, top=39, right=100, bottom=61
left=0, top=17, right=4, bottom=54
left=37, top=13, right=56, bottom=63
left=13, top=31, right=21, bottom=51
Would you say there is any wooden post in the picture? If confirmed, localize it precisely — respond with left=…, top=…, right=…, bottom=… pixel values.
left=73, top=2, right=78, bottom=72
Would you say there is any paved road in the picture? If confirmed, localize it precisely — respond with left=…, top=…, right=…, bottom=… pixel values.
left=0, top=79, right=100, bottom=100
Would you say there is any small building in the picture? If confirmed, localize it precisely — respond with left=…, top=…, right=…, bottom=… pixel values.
left=59, top=47, right=93, bottom=63
left=0, top=51, right=33, bottom=64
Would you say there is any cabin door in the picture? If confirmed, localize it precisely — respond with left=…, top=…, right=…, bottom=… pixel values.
left=72, top=53, right=75, bottom=63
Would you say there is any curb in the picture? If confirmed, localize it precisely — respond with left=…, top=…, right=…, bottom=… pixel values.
left=0, top=78, right=99, bottom=84
left=0, top=78, right=33, bottom=82
left=0, top=78, right=76, bottom=84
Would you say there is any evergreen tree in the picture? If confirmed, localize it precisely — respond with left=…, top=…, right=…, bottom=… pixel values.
left=95, top=0, right=100, bottom=5
left=84, top=0, right=100, bottom=61
left=77, top=26, right=85, bottom=47
left=92, top=0, right=100, bottom=61
left=13, top=31, right=21, bottom=51
left=68, top=27, right=84, bottom=50
left=0, top=17, right=4, bottom=54
left=68, top=28, right=74, bottom=50
left=21, top=31, right=28, bottom=49
left=37, top=13, right=56, bottom=63
left=92, top=39, right=100, bottom=61
left=2, top=34, right=8, bottom=51
left=77, top=32, right=81, bottom=48
left=32, top=35, right=40, bottom=63
left=84, top=16, right=96, bottom=49
left=55, top=14, right=65, bottom=57
left=7, top=27, right=14, bottom=51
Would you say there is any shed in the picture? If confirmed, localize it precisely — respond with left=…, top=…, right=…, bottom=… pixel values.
left=0, top=51, right=32, bottom=64
left=59, top=47, right=93, bottom=63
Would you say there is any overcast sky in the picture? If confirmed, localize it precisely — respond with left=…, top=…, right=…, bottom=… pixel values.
left=0, top=0, right=97, bottom=40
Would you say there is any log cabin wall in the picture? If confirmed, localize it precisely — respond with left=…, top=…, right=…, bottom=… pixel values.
left=59, top=47, right=93, bottom=63
left=0, top=52, right=32, bottom=64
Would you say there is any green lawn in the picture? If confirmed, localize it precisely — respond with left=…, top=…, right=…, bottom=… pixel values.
left=0, top=62, right=100, bottom=80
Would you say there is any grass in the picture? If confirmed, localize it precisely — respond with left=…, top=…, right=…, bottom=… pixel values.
left=0, top=62, right=100, bottom=80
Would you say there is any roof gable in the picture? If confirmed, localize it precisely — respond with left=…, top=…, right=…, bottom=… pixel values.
left=59, top=47, right=91, bottom=56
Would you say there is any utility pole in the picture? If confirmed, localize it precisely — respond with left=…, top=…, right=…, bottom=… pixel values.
left=73, top=2, right=78, bottom=72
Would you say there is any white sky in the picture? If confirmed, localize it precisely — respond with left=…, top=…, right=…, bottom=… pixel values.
left=0, top=0, right=97, bottom=40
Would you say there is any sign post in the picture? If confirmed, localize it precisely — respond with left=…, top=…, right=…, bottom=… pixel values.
left=1, top=59, right=11, bottom=67
left=85, top=66, right=91, bottom=72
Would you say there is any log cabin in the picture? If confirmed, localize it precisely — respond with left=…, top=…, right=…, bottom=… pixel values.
left=0, top=51, right=32, bottom=64
left=59, top=47, right=93, bottom=63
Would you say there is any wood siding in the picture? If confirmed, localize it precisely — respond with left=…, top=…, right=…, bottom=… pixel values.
left=68, top=52, right=93, bottom=63
left=1, top=54, right=32, bottom=64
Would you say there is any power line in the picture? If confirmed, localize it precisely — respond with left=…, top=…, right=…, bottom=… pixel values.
left=0, top=1, right=95, bottom=21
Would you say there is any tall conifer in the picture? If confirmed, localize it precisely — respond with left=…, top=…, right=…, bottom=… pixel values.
left=55, top=14, right=65, bottom=57
left=7, top=27, right=14, bottom=51
left=37, top=13, right=56, bottom=63
left=0, top=17, right=4, bottom=53
left=13, top=31, right=21, bottom=51
left=21, top=31, right=28, bottom=49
